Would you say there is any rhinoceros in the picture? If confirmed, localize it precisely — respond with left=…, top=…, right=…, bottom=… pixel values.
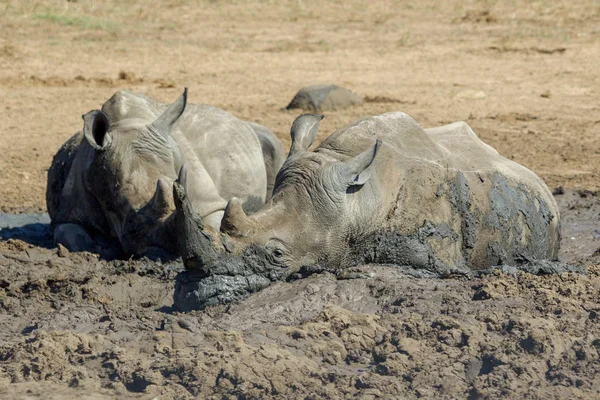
left=173, top=111, right=561, bottom=310
left=46, top=89, right=285, bottom=257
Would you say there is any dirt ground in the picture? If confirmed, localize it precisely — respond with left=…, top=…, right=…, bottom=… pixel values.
left=0, top=0, right=599, bottom=398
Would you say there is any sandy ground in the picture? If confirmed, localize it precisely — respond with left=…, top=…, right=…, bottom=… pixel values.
left=1, top=0, right=599, bottom=398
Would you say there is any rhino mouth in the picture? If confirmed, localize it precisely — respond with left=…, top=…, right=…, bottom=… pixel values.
left=174, top=273, right=268, bottom=310
left=173, top=245, right=291, bottom=311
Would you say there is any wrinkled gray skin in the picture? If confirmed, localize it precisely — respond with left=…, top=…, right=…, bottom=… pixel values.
left=46, top=89, right=285, bottom=257
left=174, top=112, right=560, bottom=310
left=246, top=122, right=287, bottom=197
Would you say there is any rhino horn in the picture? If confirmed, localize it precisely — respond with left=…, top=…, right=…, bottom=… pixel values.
left=150, top=88, right=188, bottom=138
left=289, top=113, right=324, bottom=156
left=329, top=139, right=382, bottom=191
left=173, top=164, right=218, bottom=270
left=149, top=179, right=174, bottom=216
left=221, top=197, right=254, bottom=237
left=83, top=110, right=111, bottom=150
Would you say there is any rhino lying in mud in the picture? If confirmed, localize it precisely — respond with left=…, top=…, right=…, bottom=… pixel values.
left=173, top=112, right=561, bottom=310
left=46, top=89, right=285, bottom=257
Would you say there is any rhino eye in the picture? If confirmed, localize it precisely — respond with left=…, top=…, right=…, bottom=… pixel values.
left=268, top=246, right=286, bottom=264
left=266, top=239, right=287, bottom=265
left=272, top=249, right=284, bottom=259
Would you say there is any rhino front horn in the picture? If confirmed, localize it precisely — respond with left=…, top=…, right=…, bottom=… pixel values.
left=173, top=164, right=218, bottom=270
left=221, top=197, right=254, bottom=237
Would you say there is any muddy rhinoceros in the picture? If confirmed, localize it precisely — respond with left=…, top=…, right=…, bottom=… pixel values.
left=46, top=89, right=285, bottom=257
left=173, top=112, right=561, bottom=310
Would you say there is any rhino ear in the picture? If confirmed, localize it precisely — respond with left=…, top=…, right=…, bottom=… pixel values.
left=328, top=140, right=382, bottom=192
left=289, top=114, right=324, bottom=156
left=83, top=110, right=111, bottom=150
left=150, top=88, right=187, bottom=138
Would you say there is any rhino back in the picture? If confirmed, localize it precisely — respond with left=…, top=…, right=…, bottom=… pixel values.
left=423, top=122, right=560, bottom=269
left=317, top=113, right=559, bottom=271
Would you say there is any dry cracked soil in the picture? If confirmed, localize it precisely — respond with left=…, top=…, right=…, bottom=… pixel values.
left=1, top=1, right=599, bottom=399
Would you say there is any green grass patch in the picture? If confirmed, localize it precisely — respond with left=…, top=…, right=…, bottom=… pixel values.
left=34, top=13, right=117, bottom=33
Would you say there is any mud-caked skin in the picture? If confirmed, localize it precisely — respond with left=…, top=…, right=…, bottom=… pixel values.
left=46, top=89, right=285, bottom=257
left=174, top=112, right=561, bottom=310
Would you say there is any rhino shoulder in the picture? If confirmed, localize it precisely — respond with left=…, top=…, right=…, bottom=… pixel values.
left=171, top=104, right=268, bottom=209
left=177, top=104, right=260, bottom=148
left=47, top=131, right=111, bottom=233
left=46, top=131, right=84, bottom=220
left=246, top=122, right=287, bottom=198
left=246, top=122, right=286, bottom=168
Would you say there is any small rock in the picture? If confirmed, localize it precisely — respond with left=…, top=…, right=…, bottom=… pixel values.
left=397, top=337, right=421, bottom=356
left=57, top=243, right=70, bottom=258
left=285, top=84, right=362, bottom=112
left=177, top=318, right=194, bottom=332
left=118, top=70, right=135, bottom=81
left=465, top=358, right=483, bottom=381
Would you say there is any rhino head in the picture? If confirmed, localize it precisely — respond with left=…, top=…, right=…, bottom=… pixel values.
left=82, top=90, right=188, bottom=256
left=174, top=114, right=382, bottom=310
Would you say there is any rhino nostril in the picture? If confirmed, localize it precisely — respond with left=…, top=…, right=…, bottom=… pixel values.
left=120, top=240, right=144, bottom=257
left=183, top=258, right=211, bottom=279
left=184, top=258, right=198, bottom=271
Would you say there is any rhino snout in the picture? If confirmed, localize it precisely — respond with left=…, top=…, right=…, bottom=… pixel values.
left=174, top=271, right=273, bottom=311
left=173, top=245, right=292, bottom=311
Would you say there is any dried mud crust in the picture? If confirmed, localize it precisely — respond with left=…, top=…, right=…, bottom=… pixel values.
left=0, top=191, right=599, bottom=399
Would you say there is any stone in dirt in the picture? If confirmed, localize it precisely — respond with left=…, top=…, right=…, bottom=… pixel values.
left=285, top=84, right=363, bottom=112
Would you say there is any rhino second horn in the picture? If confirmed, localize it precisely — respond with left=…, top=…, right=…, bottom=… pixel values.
left=83, top=110, right=111, bottom=150
left=221, top=197, right=254, bottom=237
left=150, top=87, right=188, bottom=138
left=150, top=179, right=174, bottom=215
left=173, top=164, right=219, bottom=269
